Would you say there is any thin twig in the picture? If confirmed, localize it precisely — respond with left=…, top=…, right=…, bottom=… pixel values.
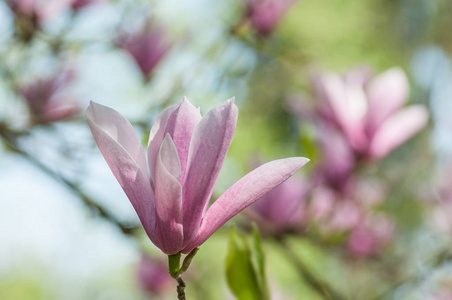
left=276, top=236, right=346, bottom=300
left=370, top=248, right=452, bottom=300
left=0, top=124, right=139, bottom=235
left=176, top=276, right=186, bottom=300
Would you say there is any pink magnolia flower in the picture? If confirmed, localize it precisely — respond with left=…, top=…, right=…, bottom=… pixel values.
left=248, top=175, right=308, bottom=234
left=7, top=0, right=71, bottom=22
left=70, top=0, right=98, bottom=11
left=245, top=0, right=296, bottom=36
left=307, top=185, right=364, bottom=234
left=316, top=123, right=355, bottom=193
left=311, top=67, right=429, bottom=160
left=433, top=290, right=452, bottom=300
left=20, top=71, right=81, bottom=124
left=86, top=97, right=309, bottom=255
left=326, top=199, right=361, bottom=233
left=118, top=20, right=170, bottom=81
left=7, top=0, right=71, bottom=40
left=137, top=255, right=173, bottom=296
left=306, top=185, right=336, bottom=223
left=347, top=213, right=394, bottom=258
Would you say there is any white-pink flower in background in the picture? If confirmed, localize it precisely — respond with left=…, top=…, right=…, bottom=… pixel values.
left=248, top=175, right=308, bottom=234
left=311, top=67, right=428, bottom=160
left=86, top=97, right=309, bottom=255
left=315, top=123, right=355, bottom=193
left=307, top=177, right=390, bottom=237
left=70, top=0, right=99, bottom=11
left=347, top=213, right=395, bottom=258
left=20, top=70, right=81, bottom=124
left=245, top=0, right=297, bottom=36
left=118, top=19, right=170, bottom=81
left=137, top=255, right=173, bottom=296
left=7, top=0, right=71, bottom=23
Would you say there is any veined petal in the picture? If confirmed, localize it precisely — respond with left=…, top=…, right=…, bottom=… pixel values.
left=182, top=157, right=309, bottom=253
left=87, top=101, right=148, bottom=178
left=148, top=97, right=201, bottom=185
left=154, top=134, right=183, bottom=254
left=182, top=98, right=238, bottom=247
left=366, top=67, right=409, bottom=134
left=369, top=105, right=428, bottom=159
left=86, top=102, right=156, bottom=240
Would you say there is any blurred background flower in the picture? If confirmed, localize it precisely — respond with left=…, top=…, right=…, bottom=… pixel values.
left=117, top=18, right=170, bottom=82
left=20, top=68, right=81, bottom=124
left=136, top=254, right=173, bottom=297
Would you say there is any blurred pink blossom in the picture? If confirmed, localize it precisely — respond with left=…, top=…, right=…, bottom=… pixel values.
left=307, top=178, right=388, bottom=236
left=307, top=185, right=336, bottom=223
left=307, top=186, right=361, bottom=232
left=248, top=175, right=308, bottom=234
left=86, top=97, right=309, bottom=255
left=245, top=0, right=297, bottom=36
left=7, top=0, right=71, bottom=22
left=20, top=71, right=81, bottom=124
left=7, top=0, right=71, bottom=40
left=327, top=199, right=361, bottom=232
left=118, top=20, right=170, bottom=81
left=316, top=123, right=355, bottom=193
left=70, top=0, right=99, bottom=11
left=347, top=213, right=394, bottom=258
left=433, top=291, right=452, bottom=300
left=137, top=255, right=173, bottom=296
left=311, top=67, right=428, bottom=160
left=353, top=178, right=387, bottom=209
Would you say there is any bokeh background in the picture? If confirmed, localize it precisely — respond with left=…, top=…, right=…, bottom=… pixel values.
left=0, top=0, right=451, bottom=299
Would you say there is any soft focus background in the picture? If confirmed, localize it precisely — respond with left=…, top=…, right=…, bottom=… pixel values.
left=0, top=0, right=451, bottom=299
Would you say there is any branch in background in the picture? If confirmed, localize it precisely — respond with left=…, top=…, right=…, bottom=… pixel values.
left=0, top=123, right=139, bottom=235
left=371, top=248, right=452, bottom=300
left=276, top=236, right=346, bottom=300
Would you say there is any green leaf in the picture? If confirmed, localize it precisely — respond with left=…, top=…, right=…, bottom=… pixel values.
left=225, top=226, right=269, bottom=300
left=250, top=225, right=270, bottom=300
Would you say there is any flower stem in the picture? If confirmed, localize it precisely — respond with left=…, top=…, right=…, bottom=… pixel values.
left=168, top=247, right=200, bottom=300
left=168, top=253, right=181, bottom=277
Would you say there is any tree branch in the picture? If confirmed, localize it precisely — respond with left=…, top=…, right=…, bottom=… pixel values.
left=276, top=236, right=346, bottom=300
left=0, top=123, right=139, bottom=235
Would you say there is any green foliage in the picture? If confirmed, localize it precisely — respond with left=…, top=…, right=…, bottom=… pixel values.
left=280, top=0, right=407, bottom=69
left=0, top=277, right=52, bottom=300
left=225, top=226, right=269, bottom=300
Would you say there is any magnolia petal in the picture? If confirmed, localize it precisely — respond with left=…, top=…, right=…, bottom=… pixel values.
left=86, top=102, right=156, bottom=240
left=317, top=73, right=367, bottom=150
left=366, top=67, right=409, bottom=134
left=148, top=97, right=201, bottom=185
left=316, top=72, right=348, bottom=123
left=182, top=98, right=238, bottom=246
left=154, top=134, right=183, bottom=254
left=87, top=101, right=148, bottom=178
left=182, top=157, right=309, bottom=253
left=369, top=105, right=428, bottom=159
